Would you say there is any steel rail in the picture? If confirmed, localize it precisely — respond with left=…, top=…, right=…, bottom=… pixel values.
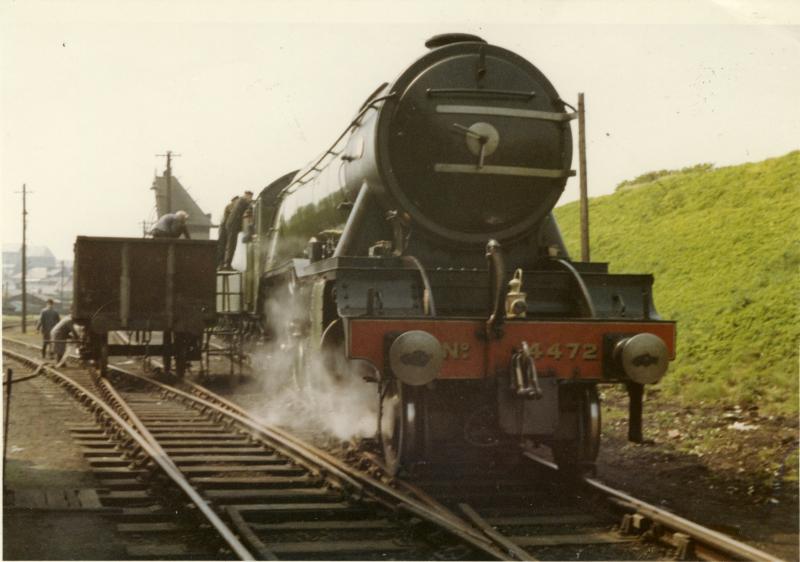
left=176, top=380, right=531, bottom=561
left=585, top=477, right=783, bottom=562
left=356, top=443, right=541, bottom=562
left=107, top=365, right=513, bottom=561
left=2, top=336, right=81, bottom=365
left=357, top=450, right=461, bottom=519
left=1, top=345, right=256, bottom=561
left=108, top=364, right=365, bottom=495
left=522, top=451, right=782, bottom=562
left=459, top=502, right=536, bottom=561
left=3, top=335, right=48, bottom=351
left=100, top=337, right=364, bottom=496
left=3, top=336, right=83, bottom=371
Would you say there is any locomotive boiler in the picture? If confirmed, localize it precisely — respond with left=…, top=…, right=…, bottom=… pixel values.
left=242, top=33, right=676, bottom=474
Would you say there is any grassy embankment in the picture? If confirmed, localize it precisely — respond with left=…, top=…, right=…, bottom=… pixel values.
left=555, top=151, right=800, bottom=414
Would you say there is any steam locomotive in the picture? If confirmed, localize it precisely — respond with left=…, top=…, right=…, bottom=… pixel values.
left=239, top=33, right=676, bottom=474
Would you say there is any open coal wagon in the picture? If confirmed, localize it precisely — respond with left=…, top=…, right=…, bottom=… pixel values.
left=72, top=236, right=217, bottom=377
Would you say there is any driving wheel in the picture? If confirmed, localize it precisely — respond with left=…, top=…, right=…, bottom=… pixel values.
left=552, top=384, right=601, bottom=475
left=379, top=379, right=423, bottom=475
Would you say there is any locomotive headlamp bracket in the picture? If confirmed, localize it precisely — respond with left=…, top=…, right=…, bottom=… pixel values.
left=603, top=333, right=630, bottom=379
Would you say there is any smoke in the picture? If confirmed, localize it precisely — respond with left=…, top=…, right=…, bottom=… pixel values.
left=244, top=291, right=379, bottom=444
left=249, top=346, right=378, bottom=442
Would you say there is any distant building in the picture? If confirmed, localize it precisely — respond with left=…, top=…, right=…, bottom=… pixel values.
left=2, top=244, right=57, bottom=273
left=151, top=173, right=213, bottom=239
left=2, top=245, right=72, bottom=314
left=3, top=293, right=62, bottom=315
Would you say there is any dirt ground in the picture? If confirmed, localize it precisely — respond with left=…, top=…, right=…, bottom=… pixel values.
left=2, top=339, right=128, bottom=560
left=594, top=386, right=799, bottom=561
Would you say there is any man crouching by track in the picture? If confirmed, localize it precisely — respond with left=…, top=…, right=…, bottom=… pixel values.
left=51, top=316, right=79, bottom=364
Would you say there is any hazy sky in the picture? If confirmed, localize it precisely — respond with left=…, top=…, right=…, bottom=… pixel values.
left=2, top=0, right=799, bottom=261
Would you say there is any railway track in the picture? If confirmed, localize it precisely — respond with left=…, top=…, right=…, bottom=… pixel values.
left=2, top=337, right=507, bottom=560
left=375, top=450, right=777, bottom=561
left=3, top=336, right=783, bottom=561
left=3, top=338, right=254, bottom=559
left=176, top=366, right=785, bottom=561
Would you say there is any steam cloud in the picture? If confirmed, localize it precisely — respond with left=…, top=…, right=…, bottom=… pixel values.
left=243, top=292, right=379, bottom=444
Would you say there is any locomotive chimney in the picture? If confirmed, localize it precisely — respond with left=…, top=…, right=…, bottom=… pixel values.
left=425, top=33, right=486, bottom=49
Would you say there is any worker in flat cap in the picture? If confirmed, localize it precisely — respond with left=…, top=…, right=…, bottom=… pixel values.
left=221, top=191, right=254, bottom=269
left=217, top=196, right=239, bottom=267
left=36, top=298, right=60, bottom=358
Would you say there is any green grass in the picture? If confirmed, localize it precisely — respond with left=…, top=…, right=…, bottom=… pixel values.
left=555, top=151, right=800, bottom=414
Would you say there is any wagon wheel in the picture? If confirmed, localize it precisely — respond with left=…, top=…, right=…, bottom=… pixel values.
left=552, top=384, right=601, bottom=475
left=97, top=333, right=109, bottom=378
left=379, top=379, right=424, bottom=475
left=174, top=333, right=188, bottom=379
left=88, top=332, right=109, bottom=377
left=162, top=331, right=173, bottom=375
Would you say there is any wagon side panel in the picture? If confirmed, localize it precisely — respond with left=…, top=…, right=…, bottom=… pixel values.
left=73, top=237, right=124, bottom=333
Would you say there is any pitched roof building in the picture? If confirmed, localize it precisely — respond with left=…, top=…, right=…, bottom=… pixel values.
left=151, top=173, right=213, bottom=239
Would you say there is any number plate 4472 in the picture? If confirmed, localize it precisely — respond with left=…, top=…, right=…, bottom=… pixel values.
left=529, top=342, right=598, bottom=361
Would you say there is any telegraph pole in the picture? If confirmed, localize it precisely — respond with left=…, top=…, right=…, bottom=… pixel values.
left=166, top=150, right=173, bottom=214
left=578, top=93, right=590, bottom=262
left=157, top=150, right=180, bottom=214
left=19, top=184, right=29, bottom=332
left=60, top=260, right=65, bottom=311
